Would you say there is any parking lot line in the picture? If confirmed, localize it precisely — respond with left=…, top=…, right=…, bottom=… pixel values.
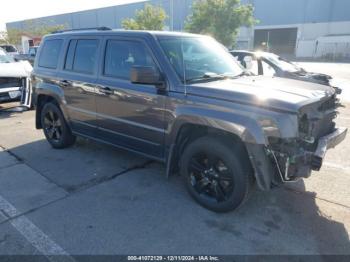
left=0, top=195, right=75, bottom=261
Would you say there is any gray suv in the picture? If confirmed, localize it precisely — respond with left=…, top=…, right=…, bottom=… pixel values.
left=32, top=28, right=347, bottom=212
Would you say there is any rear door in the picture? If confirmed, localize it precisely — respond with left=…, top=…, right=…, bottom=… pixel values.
left=57, top=36, right=101, bottom=137
left=95, top=36, right=167, bottom=159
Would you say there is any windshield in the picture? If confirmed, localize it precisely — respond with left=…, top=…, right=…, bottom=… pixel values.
left=159, top=37, right=243, bottom=83
left=1, top=45, right=17, bottom=53
left=0, top=49, right=15, bottom=63
left=262, top=53, right=301, bottom=72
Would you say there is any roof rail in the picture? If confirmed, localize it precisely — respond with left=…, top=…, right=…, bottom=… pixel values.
left=52, top=26, right=112, bottom=34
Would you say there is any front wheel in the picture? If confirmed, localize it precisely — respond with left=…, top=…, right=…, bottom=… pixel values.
left=41, top=102, right=76, bottom=149
left=180, top=136, right=254, bottom=212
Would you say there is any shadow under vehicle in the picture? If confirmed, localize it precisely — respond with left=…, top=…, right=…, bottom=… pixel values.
left=32, top=28, right=347, bottom=212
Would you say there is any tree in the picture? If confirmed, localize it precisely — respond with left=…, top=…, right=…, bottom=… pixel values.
left=122, top=4, right=168, bottom=30
left=22, top=20, right=67, bottom=37
left=185, top=0, right=257, bottom=47
left=0, top=20, right=67, bottom=46
left=0, top=28, right=23, bottom=45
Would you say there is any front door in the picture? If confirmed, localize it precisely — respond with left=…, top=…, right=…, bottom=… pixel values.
left=95, top=38, right=166, bottom=159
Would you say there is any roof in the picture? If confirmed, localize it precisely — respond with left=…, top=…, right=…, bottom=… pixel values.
left=48, top=28, right=204, bottom=39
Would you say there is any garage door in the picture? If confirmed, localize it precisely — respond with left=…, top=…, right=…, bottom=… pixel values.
left=254, top=28, right=298, bottom=56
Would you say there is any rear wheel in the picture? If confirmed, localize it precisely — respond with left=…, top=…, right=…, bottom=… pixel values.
left=41, top=102, right=76, bottom=149
left=180, top=136, right=253, bottom=212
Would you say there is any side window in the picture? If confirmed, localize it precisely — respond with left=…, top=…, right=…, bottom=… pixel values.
left=64, top=39, right=98, bottom=74
left=261, top=60, right=276, bottom=77
left=242, top=55, right=258, bottom=75
left=104, top=40, right=156, bottom=80
left=38, top=39, right=63, bottom=69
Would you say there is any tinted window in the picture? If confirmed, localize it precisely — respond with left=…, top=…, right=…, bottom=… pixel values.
left=104, top=40, right=156, bottom=79
left=72, top=40, right=98, bottom=74
left=38, top=39, right=63, bottom=69
left=1, top=45, right=17, bottom=53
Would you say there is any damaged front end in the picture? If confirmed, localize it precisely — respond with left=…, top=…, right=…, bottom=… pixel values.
left=247, top=94, right=347, bottom=190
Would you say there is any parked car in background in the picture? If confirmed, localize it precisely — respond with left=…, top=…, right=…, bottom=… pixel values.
left=231, top=50, right=341, bottom=94
left=32, top=29, right=346, bottom=212
left=0, top=44, right=19, bottom=57
left=15, top=46, right=39, bottom=65
left=0, top=48, right=33, bottom=107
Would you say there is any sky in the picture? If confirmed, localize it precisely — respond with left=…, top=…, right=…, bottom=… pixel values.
left=0, top=0, right=146, bottom=31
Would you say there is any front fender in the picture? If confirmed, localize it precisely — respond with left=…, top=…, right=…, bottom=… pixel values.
left=166, top=106, right=267, bottom=146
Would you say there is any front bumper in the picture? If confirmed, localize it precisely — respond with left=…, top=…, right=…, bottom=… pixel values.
left=0, top=78, right=32, bottom=107
left=0, top=87, right=21, bottom=102
left=312, top=127, right=348, bottom=170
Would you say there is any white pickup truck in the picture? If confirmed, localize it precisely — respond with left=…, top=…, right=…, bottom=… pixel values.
left=0, top=48, right=32, bottom=108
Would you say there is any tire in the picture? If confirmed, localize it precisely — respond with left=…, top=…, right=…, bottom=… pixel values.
left=180, top=136, right=254, bottom=212
left=41, top=102, right=76, bottom=149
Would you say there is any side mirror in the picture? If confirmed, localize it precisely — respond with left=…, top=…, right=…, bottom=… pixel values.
left=130, top=66, right=165, bottom=89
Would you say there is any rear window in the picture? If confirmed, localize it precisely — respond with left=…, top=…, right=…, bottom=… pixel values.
left=65, top=39, right=99, bottom=74
left=38, top=39, right=63, bottom=69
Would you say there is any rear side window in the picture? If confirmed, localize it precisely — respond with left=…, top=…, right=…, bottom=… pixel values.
left=38, top=39, right=63, bottom=69
left=104, top=40, right=156, bottom=79
left=65, top=39, right=98, bottom=74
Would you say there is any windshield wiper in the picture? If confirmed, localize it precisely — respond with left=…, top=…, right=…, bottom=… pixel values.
left=186, top=72, right=230, bottom=83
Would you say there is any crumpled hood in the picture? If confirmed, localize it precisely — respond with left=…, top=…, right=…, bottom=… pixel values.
left=189, top=76, right=335, bottom=113
left=0, top=61, right=33, bottom=78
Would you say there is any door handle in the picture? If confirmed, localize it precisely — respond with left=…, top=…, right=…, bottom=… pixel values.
left=99, top=86, right=113, bottom=95
left=60, top=80, right=71, bottom=87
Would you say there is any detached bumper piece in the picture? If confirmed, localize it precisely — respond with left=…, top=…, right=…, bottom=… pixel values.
left=20, top=77, right=32, bottom=108
left=312, top=127, right=348, bottom=170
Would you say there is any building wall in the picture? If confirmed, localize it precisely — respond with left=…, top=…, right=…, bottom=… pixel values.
left=241, top=0, right=350, bottom=25
left=238, top=0, right=350, bottom=57
left=6, top=0, right=350, bottom=58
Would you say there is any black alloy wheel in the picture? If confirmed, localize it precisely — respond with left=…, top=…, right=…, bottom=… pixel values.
left=180, top=136, right=254, bottom=212
left=188, top=152, right=234, bottom=203
left=43, top=110, right=62, bottom=143
left=41, top=102, right=76, bottom=149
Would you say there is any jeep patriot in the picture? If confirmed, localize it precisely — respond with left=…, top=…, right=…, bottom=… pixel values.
left=32, top=28, right=347, bottom=212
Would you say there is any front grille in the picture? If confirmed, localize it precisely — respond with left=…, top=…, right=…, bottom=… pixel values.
left=0, top=77, right=22, bottom=89
left=318, top=95, right=337, bottom=112
left=314, top=96, right=338, bottom=139
left=299, top=95, right=338, bottom=142
left=311, top=114, right=336, bottom=139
